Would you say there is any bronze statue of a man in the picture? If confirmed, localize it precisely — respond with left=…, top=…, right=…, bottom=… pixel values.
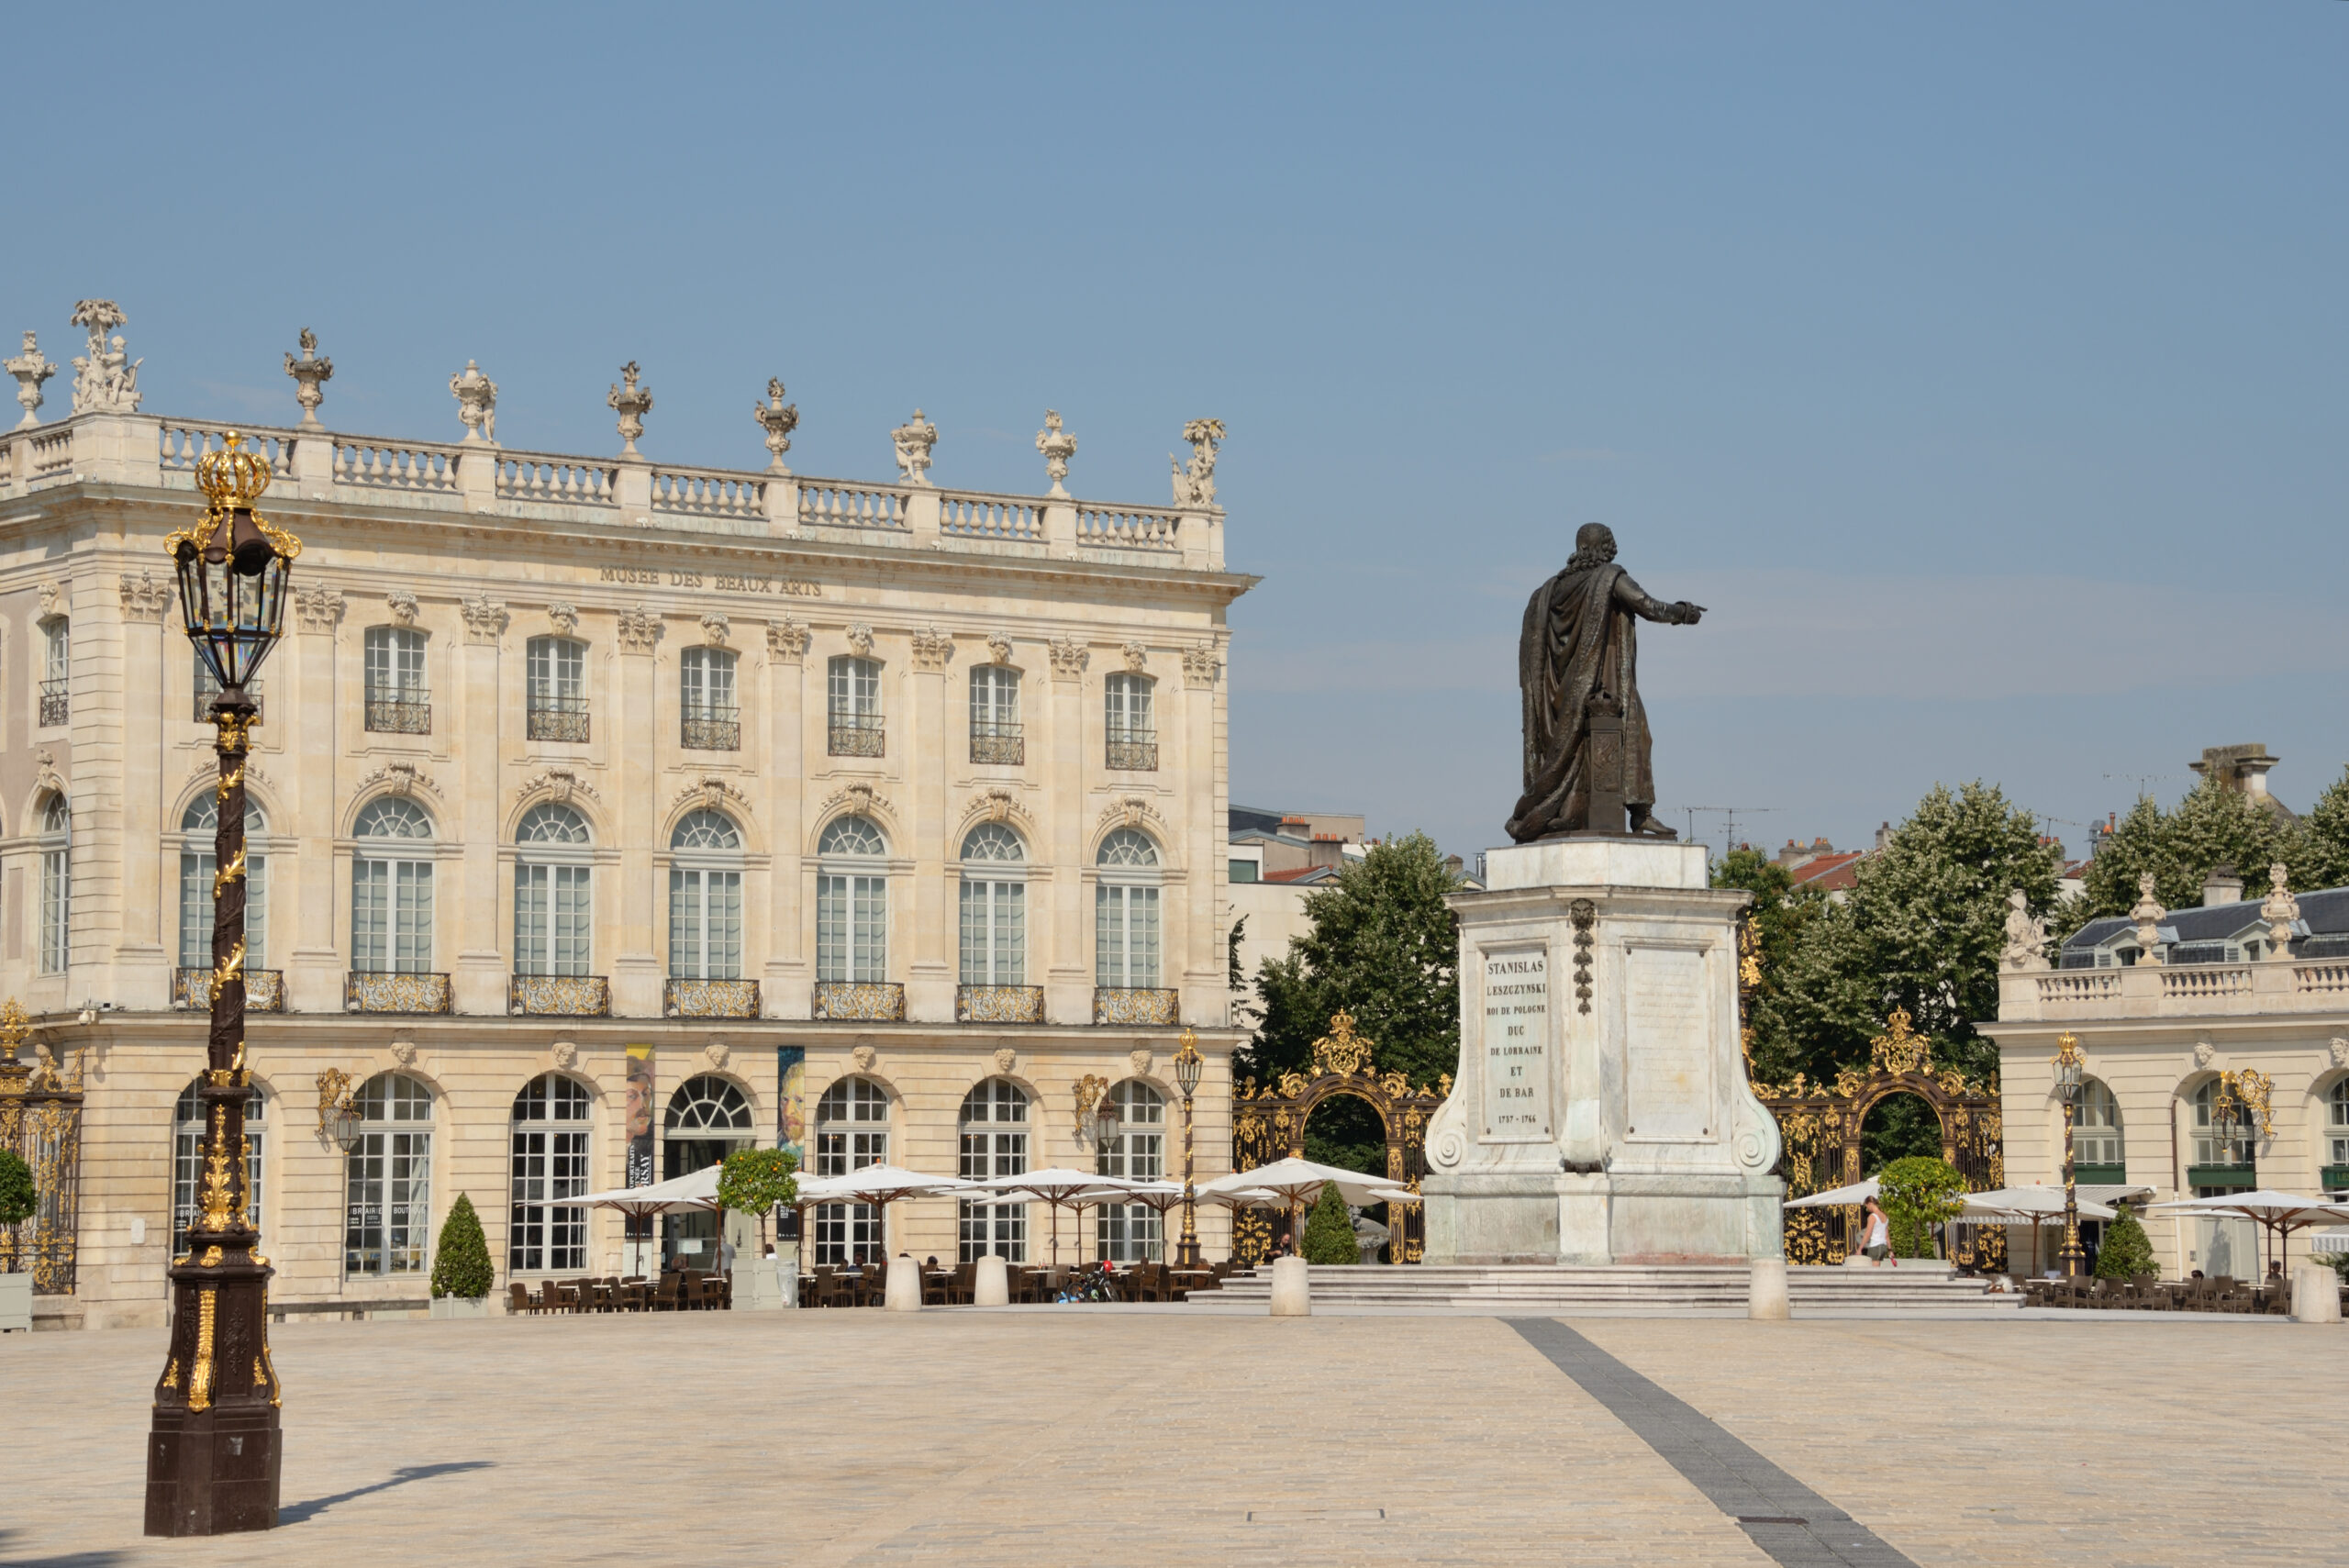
left=1506, top=523, right=1703, bottom=842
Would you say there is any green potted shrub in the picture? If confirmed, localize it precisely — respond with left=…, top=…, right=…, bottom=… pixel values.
left=716, top=1147, right=799, bottom=1309
left=1300, top=1184, right=1359, bottom=1265
left=1878, top=1156, right=1966, bottom=1263
left=429, top=1192, right=494, bottom=1318
left=2093, top=1202, right=2158, bottom=1281
left=0, top=1150, right=33, bottom=1332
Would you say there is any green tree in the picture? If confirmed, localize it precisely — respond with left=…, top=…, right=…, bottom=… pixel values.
left=716, top=1146, right=799, bottom=1252
left=2068, top=776, right=2309, bottom=937
left=1877, top=1156, right=1965, bottom=1259
left=1243, top=831, right=1460, bottom=1092
left=2296, top=764, right=2349, bottom=893
left=2063, top=795, right=2171, bottom=940
left=0, top=1150, right=34, bottom=1274
left=1299, top=1184, right=1358, bottom=1264
left=429, top=1192, right=494, bottom=1299
left=1712, top=847, right=1829, bottom=1084
left=2094, top=1203, right=2157, bottom=1280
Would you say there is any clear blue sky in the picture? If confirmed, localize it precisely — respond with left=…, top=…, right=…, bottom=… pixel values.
left=19, top=3, right=2343, bottom=864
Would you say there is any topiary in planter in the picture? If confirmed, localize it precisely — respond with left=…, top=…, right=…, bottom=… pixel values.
left=0, top=1151, right=34, bottom=1274
left=717, top=1147, right=799, bottom=1254
left=1300, top=1183, right=1359, bottom=1264
left=2094, top=1203, right=2157, bottom=1279
left=430, top=1192, right=494, bottom=1299
left=1878, top=1156, right=1965, bottom=1259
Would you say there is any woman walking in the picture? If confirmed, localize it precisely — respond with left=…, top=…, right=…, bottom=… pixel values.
left=1860, top=1195, right=1897, bottom=1268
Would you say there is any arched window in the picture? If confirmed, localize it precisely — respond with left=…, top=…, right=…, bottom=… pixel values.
left=510, top=1074, right=592, bottom=1273
left=817, top=816, right=888, bottom=983
left=1105, top=672, right=1155, bottom=771
left=662, top=1075, right=753, bottom=1270
left=1095, top=1079, right=1166, bottom=1262
left=353, top=796, right=435, bottom=973
left=526, top=635, right=589, bottom=741
left=172, top=1077, right=263, bottom=1254
left=669, top=810, right=743, bottom=980
left=959, top=823, right=1026, bottom=986
left=2076, top=1079, right=2122, bottom=1177
left=362, top=626, right=430, bottom=733
left=1096, top=828, right=1162, bottom=988
left=957, top=1079, right=1030, bottom=1262
left=180, top=795, right=267, bottom=974
left=37, top=795, right=68, bottom=974
left=680, top=646, right=740, bottom=751
left=345, top=1072, right=433, bottom=1277
left=814, top=1077, right=889, bottom=1265
left=2189, top=1079, right=2255, bottom=1183
left=970, top=664, right=1021, bottom=764
left=515, top=804, right=593, bottom=978
left=827, top=654, right=883, bottom=757
left=2325, top=1080, right=2349, bottom=1195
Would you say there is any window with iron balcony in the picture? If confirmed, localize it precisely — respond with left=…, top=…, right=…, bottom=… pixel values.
left=363, top=626, right=430, bottom=734
left=680, top=646, right=740, bottom=751
left=39, top=616, right=69, bottom=727
left=829, top=654, right=884, bottom=757
left=1104, top=672, right=1156, bottom=771
left=969, top=664, right=1023, bottom=765
left=527, top=635, right=590, bottom=742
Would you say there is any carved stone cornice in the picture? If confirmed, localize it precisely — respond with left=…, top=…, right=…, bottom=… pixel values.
left=117, top=571, right=172, bottom=622
left=766, top=617, right=809, bottom=662
left=1181, top=639, right=1220, bottom=689
left=32, top=746, right=64, bottom=799
left=460, top=593, right=509, bottom=644
left=700, top=612, right=730, bottom=648
left=356, top=759, right=441, bottom=802
left=616, top=606, right=661, bottom=655
left=961, top=785, right=1032, bottom=834
left=1047, top=635, right=1087, bottom=681
left=819, top=781, right=895, bottom=827
left=1121, top=641, right=1149, bottom=673
left=985, top=630, right=1013, bottom=665
left=519, top=765, right=600, bottom=808
left=294, top=585, right=347, bottom=635
left=1096, top=795, right=1166, bottom=835
left=909, top=626, right=953, bottom=673
left=546, top=602, right=579, bottom=637
left=670, top=773, right=749, bottom=817
left=845, top=623, right=874, bottom=659
left=36, top=583, right=62, bottom=621
left=386, top=591, right=419, bottom=627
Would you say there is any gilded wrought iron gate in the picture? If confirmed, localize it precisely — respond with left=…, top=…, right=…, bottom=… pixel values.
left=1230, top=1012, right=1449, bottom=1266
left=0, top=1000, right=86, bottom=1293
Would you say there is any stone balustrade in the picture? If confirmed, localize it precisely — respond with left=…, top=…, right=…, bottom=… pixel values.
left=2005, top=957, right=2349, bottom=1021
left=0, top=410, right=1228, bottom=569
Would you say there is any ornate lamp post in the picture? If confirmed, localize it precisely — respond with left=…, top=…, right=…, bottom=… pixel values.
left=1173, top=1027, right=1204, bottom=1266
left=146, top=433, right=296, bottom=1537
left=2053, top=1032, right=2085, bottom=1279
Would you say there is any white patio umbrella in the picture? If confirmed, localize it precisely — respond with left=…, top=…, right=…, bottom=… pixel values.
left=1783, top=1176, right=1878, bottom=1208
left=971, top=1168, right=1132, bottom=1264
left=1201, top=1157, right=1408, bottom=1236
left=2145, top=1191, right=2349, bottom=1278
left=573, top=1163, right=721, bottom=1215
left=1197, top=1185, right=1285, bottom=1209
left=795, top=1165, right=972, bottom=1262
left=1961, top=1186, right=2119, bottom=1277
left=1072, top=1179, right=1187, bottom=1262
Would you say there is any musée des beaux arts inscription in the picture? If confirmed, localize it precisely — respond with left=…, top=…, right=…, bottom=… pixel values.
left=1481, top=949, right=1552, bottom=1141
left=596, top=564, right=820, bottom=596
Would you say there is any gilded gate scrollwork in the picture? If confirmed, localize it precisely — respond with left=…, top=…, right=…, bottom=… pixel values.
left=0, top=999, right=86, bottom=1293
left=1230, top=1011, right=1450, bottom=1266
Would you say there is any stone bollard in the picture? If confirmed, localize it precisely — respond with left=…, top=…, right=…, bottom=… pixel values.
left=1269, top=1256, right=1311, bottom=1317
left=974, top=1253, right=1009, bottom=1307
left=885, top=1255, right=922, bottom=1312
left=1748, top=1256, right=1790, bottom=1320
left=2291, top=1264, right=2343, bottom=1324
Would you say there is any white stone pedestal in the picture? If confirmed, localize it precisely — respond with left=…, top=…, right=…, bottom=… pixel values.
left=885, top=1255, right=922, bottom=1311
left=974, top=1254, right=1009, bottom=1307
left=1269, top=1256, right=1310, bottom=1316
left=1423, top=838, right=1784, bottom=1265
left=2291, top=1264, right=2343, bottom=1324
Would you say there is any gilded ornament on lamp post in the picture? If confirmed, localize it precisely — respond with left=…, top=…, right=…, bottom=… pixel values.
left=1173, top=1027, right=1204, bottom=1267
left=2052, top=1032, right=2084, bottom=1279
left=146, top=433, right=295, bottom=1537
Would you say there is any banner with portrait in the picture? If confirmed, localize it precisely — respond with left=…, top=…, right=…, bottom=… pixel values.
left=625, top=1044, right=655, bottom=1242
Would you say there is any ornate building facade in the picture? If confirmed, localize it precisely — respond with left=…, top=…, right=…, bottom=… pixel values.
left=0, top=306, right=1250, bottom=1326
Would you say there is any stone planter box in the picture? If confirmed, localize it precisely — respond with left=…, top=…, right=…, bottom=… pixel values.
left=737, top=1259, right=797, bottom=1310
left=0, top=1272, right=32, bottom=1333
left=429, top=1294, right=491, bottom=1319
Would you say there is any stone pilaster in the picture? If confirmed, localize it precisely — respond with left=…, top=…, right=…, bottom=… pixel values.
left=906, top=628, right=952, bottom=1021
left=609, top=607, right=662, bottom=1016
left=1045, top=637, right=1089, bottom=1021
left=451, top=593, right=508, bottom=1015
left=763, top=618, right=808, bottom=1016
left=113, top=571, right=173, bottom=1007
left=286, top=585, right=346, bottom=1013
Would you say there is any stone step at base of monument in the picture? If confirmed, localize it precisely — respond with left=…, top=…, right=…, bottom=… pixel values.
left=1192, top=1263, right=2017, bottom=1316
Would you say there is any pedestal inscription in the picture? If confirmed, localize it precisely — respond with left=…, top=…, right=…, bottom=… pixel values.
left=1624, top=945, right=1709, bottom=1140
left=1480, top=948, right=1552, bottom=1141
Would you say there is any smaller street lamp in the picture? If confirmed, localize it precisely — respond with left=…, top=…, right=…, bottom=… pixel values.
left=1172, top=1028, right=1204, bottom=1267
left=2052, top=1032, right=2084, bottom=1279
left=1094, top=1098, right=1122, bottom=1157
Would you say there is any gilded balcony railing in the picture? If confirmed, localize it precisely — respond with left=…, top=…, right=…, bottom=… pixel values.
left=681, top=706, right=740, bottom=751
left=812, top=981, right=906, bottom=1021
left=343, top=971, right=452, bottom=1015
left=828, top=712, right=885, bottom=758
left=528, top=695, right=591, bottom=742
left=956, top=984, right=1044, bottom=1024
left=510, top=973, right=611, bottom=1016
left=665, top=977, right=760, bottom=1018
left=1105, top=732, right=1158, bottom=772
left=1094, top=987, right=1178, bottom=1026
left=174, top=968, right=284, bottom=1012
left=970, top=724, right=1025, bottom=766
left=363, top=688, right=431, bottom=734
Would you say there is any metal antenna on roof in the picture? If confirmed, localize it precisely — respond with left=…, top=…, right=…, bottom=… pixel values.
left=2101, top=772, right=2175, bottom=799
left=1672, top=806, right=1779, bottom=865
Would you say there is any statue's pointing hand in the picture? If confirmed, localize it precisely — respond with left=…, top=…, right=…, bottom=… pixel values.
left=1673, top=602, right=1705, bottom=625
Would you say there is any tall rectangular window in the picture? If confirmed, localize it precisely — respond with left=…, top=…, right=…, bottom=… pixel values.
left=38, top=798, right=68, bottom=975
left=527, top=636, right=589, bottom=741
left=827, top=655, right=884, bottom=756
left=39, top=617, right=69, bottom=727
left=959, top=878, right=1025, bottom=984
left=363, top=627, right=430, bottom=733
left=1105, top=673, right=1156, bottom=770
left=1095, top=884, right=1161, bottom=987
left=669, top=867, right=743, bottom=979
left=969, top=665, right=1022, bottom=764
left=680, top=646, right=740, bottom=751
left=352, top=859, right=433, bottom=972
left=817, top=875, right=888, bottom=982
left=515, top=863, right=594, bottom=975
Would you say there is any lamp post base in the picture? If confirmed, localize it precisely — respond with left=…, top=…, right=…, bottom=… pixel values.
left=144, top=1404, right=282, bottom=1536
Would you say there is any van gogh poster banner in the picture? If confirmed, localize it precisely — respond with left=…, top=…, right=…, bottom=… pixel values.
left=776, top=1046, right=807, bottom=1164
left=625, top=1044, right=655, bottom=1241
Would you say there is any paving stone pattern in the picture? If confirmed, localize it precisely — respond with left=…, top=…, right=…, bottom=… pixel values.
left=0, top=1311, right=2341, bottom=1566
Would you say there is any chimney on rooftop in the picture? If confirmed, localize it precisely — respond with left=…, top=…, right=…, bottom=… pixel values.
left=2202, top=863, right=2243, bottom=906
left=1874, top=821, right=1893, bottom=852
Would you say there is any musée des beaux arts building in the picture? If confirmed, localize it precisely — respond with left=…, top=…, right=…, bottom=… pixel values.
left=0, top=309, right=1252, bottom=1327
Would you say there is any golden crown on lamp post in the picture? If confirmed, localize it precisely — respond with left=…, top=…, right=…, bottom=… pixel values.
left=167, top=433, right=300, bottom=698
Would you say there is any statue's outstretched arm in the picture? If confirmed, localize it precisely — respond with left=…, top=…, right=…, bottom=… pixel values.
left=1611, top=572, right=1705, bottom=626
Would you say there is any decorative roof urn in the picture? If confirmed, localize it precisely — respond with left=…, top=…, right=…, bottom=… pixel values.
left=283, top=328, right=333, bottom=428
left=609, top=361, right=653, bottom=457
left=755, top=377, right=799, bottom=473
left=1035, top=409, right=1077, bottom=498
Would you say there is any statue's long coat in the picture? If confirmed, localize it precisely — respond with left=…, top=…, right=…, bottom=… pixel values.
left=1505, top=561, right=1658, bottom=841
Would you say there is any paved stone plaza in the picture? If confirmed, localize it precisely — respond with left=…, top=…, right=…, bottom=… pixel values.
left=2, top=1309, right=2342, bottom=1567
